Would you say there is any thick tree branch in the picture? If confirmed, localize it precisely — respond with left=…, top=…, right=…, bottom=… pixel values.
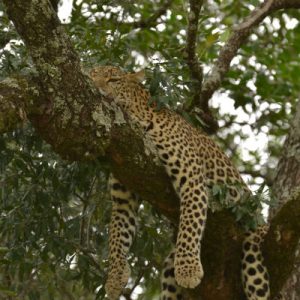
left=270, top=99, right=300, bottom=216
left=184, top=0, right=203, bottom=106
left=2, top=0, right=116, bottom=161
left=201, top=0, right=300, bottom=105
left=1, top=0, right=178, bottom=217
left=182, top=0, right=219, bottom=134
left=267, top=98, right=300, bottom=298
left=263, top=191, right=300, bottom=298
left=2, top=1, right=300, bottom=299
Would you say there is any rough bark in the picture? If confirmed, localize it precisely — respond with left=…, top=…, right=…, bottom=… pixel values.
left=2, top=0, right=117, bottom=161
left=183, top=0, right=219, bottom=135
left=267, top=99, right=300, bottom=299
left=270, top=100, right=300, bottom=215
left=1, top=0, right=300, bottom=299
left=184, top=0, right=204, bottom=108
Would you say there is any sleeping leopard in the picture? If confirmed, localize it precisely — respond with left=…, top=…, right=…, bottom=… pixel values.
left=89, top=66, right=270, bottom=300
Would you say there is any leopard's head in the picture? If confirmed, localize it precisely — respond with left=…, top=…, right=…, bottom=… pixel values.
left=90, top=66, right=146, bottom=102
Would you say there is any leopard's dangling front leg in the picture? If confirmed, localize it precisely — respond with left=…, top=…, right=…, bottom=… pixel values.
left=174, top=171, right=208, bottom=289
left=105, top=175, right=139, bottom=300
left=159, top=146, right=208, bottom=289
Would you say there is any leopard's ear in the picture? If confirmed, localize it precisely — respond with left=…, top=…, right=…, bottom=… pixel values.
left=135, top=70, right=146, bottom=82
left=128, top=70, right=145, bottom=83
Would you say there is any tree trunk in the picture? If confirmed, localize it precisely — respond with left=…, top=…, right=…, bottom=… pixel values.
left=269, top=98, right=300, bottom=299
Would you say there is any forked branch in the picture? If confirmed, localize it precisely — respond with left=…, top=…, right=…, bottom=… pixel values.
left=200, top=0, right=300, bottom=105
left=183, top=0, right=219, bottom=134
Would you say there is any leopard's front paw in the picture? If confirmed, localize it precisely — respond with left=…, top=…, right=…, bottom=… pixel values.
left=105, top=259, right=130, bottom=300
left=174, top=256, right=203, bottom=289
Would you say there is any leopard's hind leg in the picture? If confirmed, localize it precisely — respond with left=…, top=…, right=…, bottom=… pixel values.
left=242, top=225, right=270, bottom=300
left=161, top=248, right=183, bottom=300
left=105, top=175, right=139, bottom=300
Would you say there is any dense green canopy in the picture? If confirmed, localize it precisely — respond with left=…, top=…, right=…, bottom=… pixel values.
left=0, top=0, right=300, bottom=299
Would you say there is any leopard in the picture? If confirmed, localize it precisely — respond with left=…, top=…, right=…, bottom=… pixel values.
left=89, top=66, right=270, bottom=300
left=105, top=175, right=140, bottom=300
left=242, top=225, right=270, bottom=300
left=160, top=248, right=183, bottom=300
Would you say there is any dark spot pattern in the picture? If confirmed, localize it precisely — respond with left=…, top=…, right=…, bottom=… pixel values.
left=90, top=67, right=270, bottom=300
left=242, top=225, right=270, bottom=299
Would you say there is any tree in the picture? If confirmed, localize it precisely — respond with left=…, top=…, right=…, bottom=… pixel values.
left=0, top=0, right=300, bottom=299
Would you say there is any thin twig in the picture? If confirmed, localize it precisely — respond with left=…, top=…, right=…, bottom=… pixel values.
left=77, top=175, right=97, bottom=246
left=118, top=0, right=173, bottom=29
left=67, top=241, right=101, bottom=270
left=240, top=169, right=274, bottom=186
left=122, top=264, right=152, bottom=300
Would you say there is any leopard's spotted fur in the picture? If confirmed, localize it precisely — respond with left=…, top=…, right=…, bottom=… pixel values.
left=242, top=226, right=270, bottom=300
left=105, top=175, right=139, bottom=299
left=90, top=66, right=270, bottom=300
left=161, top=249, right=183, bottom=300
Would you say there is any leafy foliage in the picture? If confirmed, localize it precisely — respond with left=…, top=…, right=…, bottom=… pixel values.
left=0, top=125, right=174, bottom=299
left=1, top=0, right=300, bottom=299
